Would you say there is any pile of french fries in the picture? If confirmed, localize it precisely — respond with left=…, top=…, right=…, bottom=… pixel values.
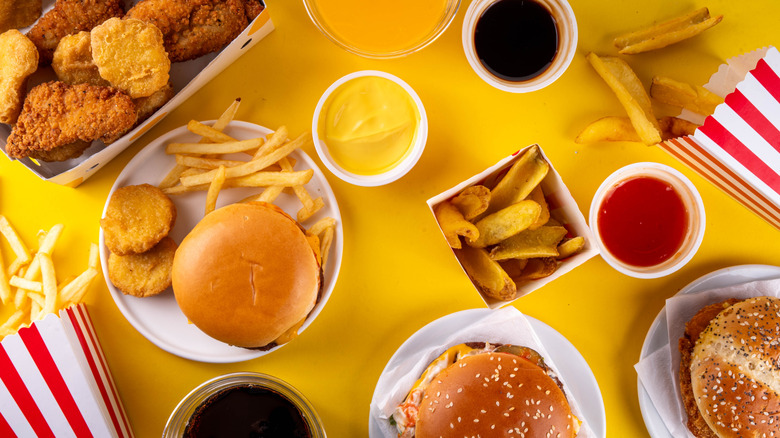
left=0, top=216, right=98, bottom=338
left=577, top=7, right=724, bottom=145
left=434, top=146, right=585, bottom=302
left=157, top=99, right=336, bottom=268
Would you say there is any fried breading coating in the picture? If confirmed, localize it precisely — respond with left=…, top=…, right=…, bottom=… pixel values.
left=134, top=82, right=174, bottom=124
left=0, top=29, right=38, bottom=124
left=91, top=17, right=170, bottom=98
left=126, top=0, right=254, bottom=62
left=26, top=0, right=124, bottom=64
left=6, top=81, right=137, bottom=160
left=101, top=184, right=177, bottom=256
left=0, top=0, right=42, bottom=33
left=108, top=236, right=177, bottom=297
left=52, top=31, right=109, bottom=86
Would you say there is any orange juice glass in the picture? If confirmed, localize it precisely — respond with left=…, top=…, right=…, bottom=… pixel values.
left=303, top=0, right=461, bottom=58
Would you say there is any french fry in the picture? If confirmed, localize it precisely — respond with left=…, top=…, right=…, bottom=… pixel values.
left=181, top=132, right=311, bottom=187
left=480, top=145, right=549, bottom=218
left=451, top=185, right=490, bottom=220
left=455, top=246, right=516, bottom=301
left=59, top=268, right=98, bottom=307
left=159, top=164, right=188, bottom=189
left=165, top=170, right=315, bottom=194
left=309, top=217, right=337, bottom=238
left=166, top=138, right=264, bottom=155
left=213, top=98, right=241, bottom=131
left=586, top=53, right=662, bottom=145
left=0, top=215, right=31, bottom=274
left=9, top=276, right=42, bottom=292
left=489, top=226, right=568, bottom=261
left=278, top=157, right=323, bottom=222
left=435, top=202, right=478, bottom=249
left=557, top=236, right=586, bottom=260
left=187, top=120, right=237, bottom=143
left=320, top=226, right=334, bottom=269
left=659, top=116, right=699, bottom=139
left=650, top=75, right=723, bottom=115
left=468, top=200, right=541, bottom=248
left=614, top=7, right=723, bottom=55
left=205, top=165, right=227, bottom=215
left=175, top=155, right=247, bottom=170
left=39, top=254, right=57, bottom=315
left=88, top=243, right=99, bottom=269
left=23, top=223, right=64, bottom=282
left=252, top=126, right=289, bottom=160
left=0, top=248, right=10, bottom=304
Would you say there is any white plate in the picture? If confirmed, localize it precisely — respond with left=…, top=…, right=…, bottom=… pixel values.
left=99, top=121, right=343, bottom=363
left=368, top=308, right=607, bottom=437
left=637, top=264, right=780, bottom=437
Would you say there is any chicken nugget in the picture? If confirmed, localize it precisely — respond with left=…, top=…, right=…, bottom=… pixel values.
left=108, top=236, right=177, bottom=297
left=0, top=0, right=42, bottom=33
left=101, top=184, right=177, bottom=256
left=26, top=0, right=125, bottom=64
left=133, top=82, right=174, bottom=124
left=52, top=31, right=109, bottom=86
left=6, top=81, right=137, bottom=160
left=91, top=17, right=170, bottom=98
left=0, top=29, right=38, bottom=124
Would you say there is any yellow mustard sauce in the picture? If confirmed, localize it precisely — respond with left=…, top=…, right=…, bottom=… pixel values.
left=319, top=76, right=419, bottom=175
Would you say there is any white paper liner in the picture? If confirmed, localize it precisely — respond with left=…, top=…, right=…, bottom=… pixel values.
left=635, top=278, right=780, bottom=437
left=370, top=307, right=595, bottom=438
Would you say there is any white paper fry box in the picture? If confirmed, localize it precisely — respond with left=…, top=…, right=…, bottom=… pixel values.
left=426, top=145, right=598, bottom=308
left=0, top=304, right=132, bottom=437
left=0, top=2, right=274, bottom=187
left=658, top=46, right=780, bottom=230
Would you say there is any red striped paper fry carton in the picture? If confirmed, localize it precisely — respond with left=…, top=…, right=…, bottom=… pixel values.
left=0, top=304, right=133, bottom=437
left=658, top=46, right=780, bottom=230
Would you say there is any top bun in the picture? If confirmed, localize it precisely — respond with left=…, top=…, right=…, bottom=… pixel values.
left=690, top=296, right=780, bottom=438
left=415, top=352, right=578, bottom=438
left=172, top=202, right=320, bottom=349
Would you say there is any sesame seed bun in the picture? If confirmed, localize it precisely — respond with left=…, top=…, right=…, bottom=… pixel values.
left=681, top=296, right=780, bottom=438
left=171, top=202, right=320, bottom=349
left=415, top=351, right=579, bottom=438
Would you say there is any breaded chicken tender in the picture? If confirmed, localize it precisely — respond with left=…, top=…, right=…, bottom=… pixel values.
left=108, top=236, right=177, bottom=297
left=52, top=31, right=109, bottom=86
left=91, top=18, right=170, bottom=98
left=0, top=0, right=42, bottom=33
left=101, top=184, right=177, bottom=256
left=126, top=0, right=261, bottom=62
left=6, top=81, right=136, bottom=160
left=0, top=30, right=38, bottom=125
left=27, top=0, right=124, bottom=64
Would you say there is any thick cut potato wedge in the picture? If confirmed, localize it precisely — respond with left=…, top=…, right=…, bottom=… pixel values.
left=576, top=115, right=698, bottom=144
left=455, top=246, right=516, bottom=301
left=614, top=8, right=723, bottom=55
left=468, top=200, right=541, bottom=248
left=451, top=185, right=490, bottom=220
left=587, top=53, right=662, bottom=145
left=512, top=257, right=559, bottom=281
left=489, top=226, right=568, bottom=261
left=526, top=186, right=550, bottom=230
left=480, top=145, right=549, bottom=219
left=557, top=236, right=586, bottom=260
left=435, top=202, right=478, bottom=249
left=650, top=76, right=723, bottom=115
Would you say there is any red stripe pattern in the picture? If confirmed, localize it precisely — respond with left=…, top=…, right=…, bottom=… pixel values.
left=0, top=344, right=53, bottom=437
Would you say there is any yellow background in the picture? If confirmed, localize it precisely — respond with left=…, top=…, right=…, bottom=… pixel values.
left=3, top=0, right=780, bottom=436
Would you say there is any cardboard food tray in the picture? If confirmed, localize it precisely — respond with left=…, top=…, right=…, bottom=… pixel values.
left=0, top=304, right=133, bottom=437
left=426, top=145, right=598, bottom=308
left=658, top=46, right=780, bottom=231
left=0, top=0, right=274, bottom=187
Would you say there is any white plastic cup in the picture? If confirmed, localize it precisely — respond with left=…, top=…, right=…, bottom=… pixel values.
left=462, top=0, right=578, bottom=93
left=589, top=162, right=706, bottom=279
left=312, top=70, right=428, bottom=187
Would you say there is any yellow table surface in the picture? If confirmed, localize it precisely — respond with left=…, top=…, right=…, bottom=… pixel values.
left=3, top=0, right=780, bottom=436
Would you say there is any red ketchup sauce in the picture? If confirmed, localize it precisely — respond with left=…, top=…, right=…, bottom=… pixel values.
left=597, top=176, right=688, bottom=267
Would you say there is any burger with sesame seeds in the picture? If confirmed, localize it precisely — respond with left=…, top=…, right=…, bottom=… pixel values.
left=679, top=296, right=780, bottom=438
left=391, top=342, right=580, bottom=438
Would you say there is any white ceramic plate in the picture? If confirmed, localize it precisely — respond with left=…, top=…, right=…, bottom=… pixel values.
left=637, top=264, right=780, bottom=437
left=368, top=308, right=607, bottom=437
left=99, top=121, right=343, bottom=363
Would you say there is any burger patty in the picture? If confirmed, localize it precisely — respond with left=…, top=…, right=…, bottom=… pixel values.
left=678, top=298, right=741, bottom=438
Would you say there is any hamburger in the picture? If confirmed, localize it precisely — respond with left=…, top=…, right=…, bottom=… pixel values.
left=392, top=342, right=580, bottom=438
left=679, top=296, right=780, bottom=438
left=172, top=202, right=322, bottom=349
